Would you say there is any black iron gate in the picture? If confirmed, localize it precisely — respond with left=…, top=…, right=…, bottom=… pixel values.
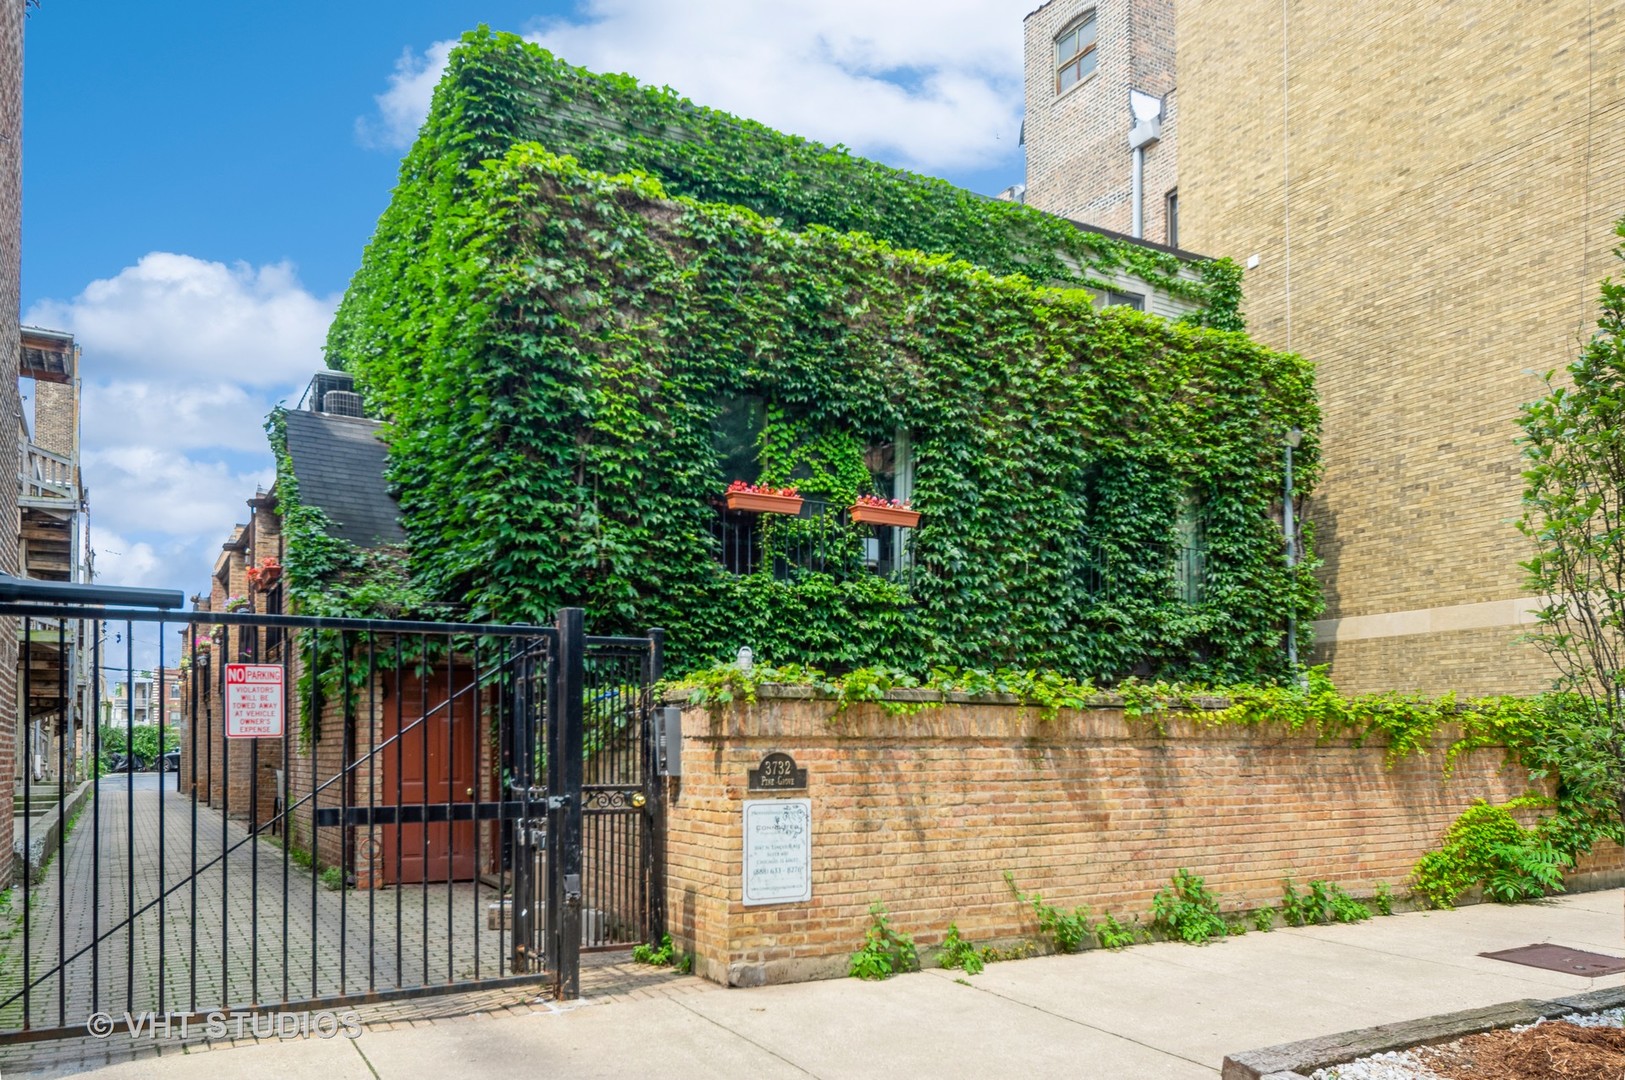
left=0, top=586, right=664, bottom=1040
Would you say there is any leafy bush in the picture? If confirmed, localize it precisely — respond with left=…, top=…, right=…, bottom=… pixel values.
left=1006, top=872, right=1092, bottom=954
left=1251, top=906, right=1276, bottom=932
left=1280, top=877, right=1370, bottom=926
left=97, top=723, right=179, bottom=769
left=936, top=923, right=985, bottom=975
left=1094, top=913, right=1140, bottom=950
left=632, top=933, right=693, bottom=973
left=849, top=903, right=919, bottom=980
left=1149, top=869, right=1229, bottom=945
left=1411, top=799, right=1573, bottom=908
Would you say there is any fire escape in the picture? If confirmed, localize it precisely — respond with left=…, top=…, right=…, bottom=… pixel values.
left=17, top=327, right=89, bottom=783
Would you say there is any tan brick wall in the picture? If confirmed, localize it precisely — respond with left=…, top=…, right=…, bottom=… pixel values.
left=663, top=690, right=1598, bottom=986
left=30, top=379, right=73, bottom=458
left=1173, top=0, right=1625, bottom=694
left=0, top=0, right=25, bottom=885
left=1312, top=624, right=1556, bottom=698
left=1023, top=0, right=1179, bottom=243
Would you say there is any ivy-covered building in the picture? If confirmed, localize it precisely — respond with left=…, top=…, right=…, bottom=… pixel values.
left=292, top=29, right=1319, bottom=685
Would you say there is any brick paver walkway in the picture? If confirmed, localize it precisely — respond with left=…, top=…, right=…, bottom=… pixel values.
left=0, top=953, right=708, bottom=1078
left=0, top=774, right=532, bottom=1034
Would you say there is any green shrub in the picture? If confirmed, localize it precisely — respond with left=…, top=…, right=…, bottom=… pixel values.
left=1094, top=913, right=1139, bottom=950
left=1149, top=869, right=1229, bottom=945
left=937, top=923, right=985, bottom=975
left=1280, top=877, right=1369, bottom=926
left=1411, top=799, right=1573, bottom=908
left=1006, top=872, right=1092, bottom=954
left=632, top=933, right=693, bottom=973
left=849, top=903, right=919, bottom=980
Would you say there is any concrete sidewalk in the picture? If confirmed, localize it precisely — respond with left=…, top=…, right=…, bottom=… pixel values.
left=10, top=889, right=1625, bottom=1080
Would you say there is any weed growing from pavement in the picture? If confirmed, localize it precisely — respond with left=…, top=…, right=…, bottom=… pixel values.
left=632, top=933, right=694, bottom=974
left=1150, top=869, right=1229, bottom=945
left=936, top=923, right=985, bottom=975
left=848, top=903, right=919, bottom=980
left=1280, top=877, right=1371, bottom=926
left=1006, top=872, right=1092, bottom=954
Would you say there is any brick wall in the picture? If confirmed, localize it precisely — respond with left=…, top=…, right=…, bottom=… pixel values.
left=1023, top=0, right=1179, bottom=244
left=662, top=688, right=1609, bottom=986
left=31, top=379, right=73, bottom=458
left=0, top=0, right=25, bottom=885
left=1173, top=0, right=1625, bottom=694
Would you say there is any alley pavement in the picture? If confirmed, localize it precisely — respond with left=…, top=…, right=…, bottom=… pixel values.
left=5, top=888, right=1625, bottom=1079
left=0, top=774, right=511, bottom=1034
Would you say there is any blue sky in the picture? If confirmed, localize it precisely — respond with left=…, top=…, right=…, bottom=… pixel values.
left=20, top=1, right=1027, bottom=611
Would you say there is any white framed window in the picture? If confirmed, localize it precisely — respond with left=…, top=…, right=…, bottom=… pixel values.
left=1055, top=11, right=1098, bottom=94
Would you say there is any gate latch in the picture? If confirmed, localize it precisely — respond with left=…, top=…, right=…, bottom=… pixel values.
left=563, top=873, right=581, bottom=907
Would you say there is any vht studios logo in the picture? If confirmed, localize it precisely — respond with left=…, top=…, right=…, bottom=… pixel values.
left=86, top=1010, right=362, bottom=1040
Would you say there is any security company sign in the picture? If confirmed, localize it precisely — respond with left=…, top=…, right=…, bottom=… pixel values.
left=224, top=664, right=284, bottom=738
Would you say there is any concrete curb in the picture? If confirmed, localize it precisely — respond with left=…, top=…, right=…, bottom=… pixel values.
left=1221, top=985, right=1625, bottom=1079
left=13, top=779, right=91, bottom=885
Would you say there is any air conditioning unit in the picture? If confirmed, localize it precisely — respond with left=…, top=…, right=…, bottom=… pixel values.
left=321, top=390, right=365, bottom=418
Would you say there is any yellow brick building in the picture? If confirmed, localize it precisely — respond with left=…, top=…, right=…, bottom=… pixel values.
left=1023, top=0, right=1625, bottom=695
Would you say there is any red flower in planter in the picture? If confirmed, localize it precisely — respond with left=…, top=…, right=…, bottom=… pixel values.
left=724, top=480, right=804, bottom=515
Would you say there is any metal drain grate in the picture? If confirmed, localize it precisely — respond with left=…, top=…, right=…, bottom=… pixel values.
left=1480, top=944, right=1625, bottom=976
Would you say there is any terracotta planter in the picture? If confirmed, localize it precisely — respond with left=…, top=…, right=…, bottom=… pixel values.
left=849, top=504, right=921, bottom=528
left=725, top=491, right=805, bottom=516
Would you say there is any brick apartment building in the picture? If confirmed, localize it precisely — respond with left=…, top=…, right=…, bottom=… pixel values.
left=1020, top=0, right=1625, bottom=695
left=0, top=2, right=23, bottom=882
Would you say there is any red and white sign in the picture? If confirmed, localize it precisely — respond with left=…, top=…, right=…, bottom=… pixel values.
left=225, top=664, right=285, bottom=738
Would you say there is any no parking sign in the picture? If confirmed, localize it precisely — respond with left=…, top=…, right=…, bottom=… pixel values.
left=224, top=663, right=284, bottom=738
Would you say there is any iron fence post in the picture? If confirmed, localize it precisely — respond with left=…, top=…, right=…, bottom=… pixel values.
left=645, top=627, right=666, bottom=944
left=548, top=607, right=585, bottom=999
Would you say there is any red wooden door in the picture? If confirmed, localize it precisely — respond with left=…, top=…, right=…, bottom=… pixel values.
left=381, top=667, right=479, bottom=884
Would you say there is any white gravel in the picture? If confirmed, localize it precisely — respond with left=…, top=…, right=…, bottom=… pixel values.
left=1309, top=1050, right=1438, bottom=1080
left=1308, top=1008, right=1625, bottom=1079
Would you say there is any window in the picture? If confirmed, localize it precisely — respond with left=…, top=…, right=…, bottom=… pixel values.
left=170, top=683, right=180, bottom=699
left=1165, top=189, right=1179, bottom=248
left=1055, top=11, right=1098, bottom=93
left=1100, top=289, right=1145, bottom=311
left=1174, top=496, right=1206, bottom=604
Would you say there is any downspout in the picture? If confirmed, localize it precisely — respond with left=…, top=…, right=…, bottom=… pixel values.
left=1128, top=91, right=1164, bottom=240
left=1131, top=146, right=1145, bottom=238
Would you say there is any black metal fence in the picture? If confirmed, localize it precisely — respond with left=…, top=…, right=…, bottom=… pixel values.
left=0, top=595, right=662, bottom=1040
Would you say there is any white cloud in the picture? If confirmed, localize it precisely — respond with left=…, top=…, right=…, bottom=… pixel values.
left=359, top=1, right=1024, bottom=171
left=25, top=253, right=336, bottom=388
left=86, top=530, right=163, bottom=589
left=24, top=254, right=333, bottom=598
left=83, top=447, right=274, bottom=540
left=356, top=38, right=459, bottom=150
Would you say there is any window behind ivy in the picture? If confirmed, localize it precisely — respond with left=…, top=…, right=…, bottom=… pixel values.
left=1174, top=496, right=1206, bottom=604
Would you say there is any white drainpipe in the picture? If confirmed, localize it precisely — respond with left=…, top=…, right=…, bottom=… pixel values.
left=1128, top=91, right=1164, bottom=240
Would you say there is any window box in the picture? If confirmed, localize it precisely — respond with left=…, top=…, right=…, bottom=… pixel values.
left=724, top=481, right=804, bottom=515
left=725, top=491, right=804, bottom=515
left=849, top=503, right=920, bottom=528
